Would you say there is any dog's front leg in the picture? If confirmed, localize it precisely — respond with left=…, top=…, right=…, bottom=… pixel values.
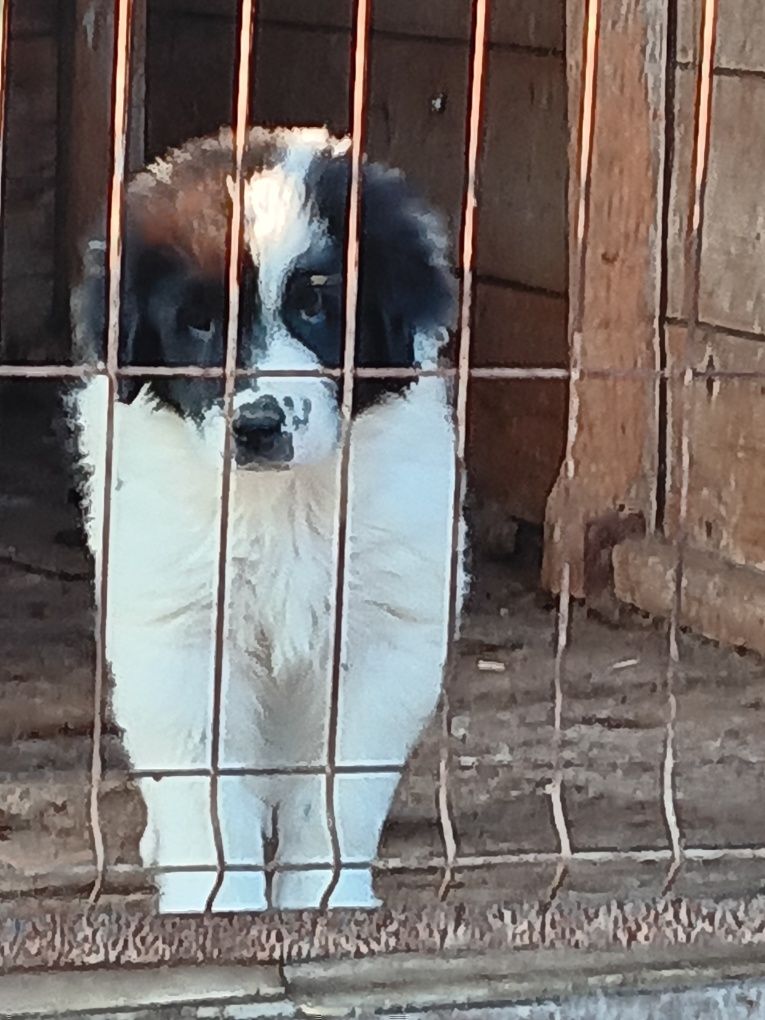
left=109, top=627, right=226, bottom=913
left=269, top=628, right=446, bottom=910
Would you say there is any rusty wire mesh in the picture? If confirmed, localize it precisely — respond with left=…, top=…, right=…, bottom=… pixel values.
left=2, top=0, right=760, bottom=971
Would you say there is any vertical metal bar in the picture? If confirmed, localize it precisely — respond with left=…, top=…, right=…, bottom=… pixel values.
left=662, top=0, right=718, bottom=893
left=654, top=0, right=679, bottom=534
left=545, top=0, right=601, bottom=899
left=0, top=0, right=11, bottom=342
left=318, top=0, right=372, bottom=913
left=436, top=0, right=490, bottom=902
left=89, top=0, right=135, bottom=904
left=205, top=0, right=256, bottom=914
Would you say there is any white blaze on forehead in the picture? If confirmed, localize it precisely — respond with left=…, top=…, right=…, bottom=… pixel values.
left=238, top=131, right=337, bottom=313
left=242, top=168, right=314, bottom=310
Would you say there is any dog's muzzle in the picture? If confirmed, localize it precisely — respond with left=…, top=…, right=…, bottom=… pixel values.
left=232, top=396, right=294, bottom=467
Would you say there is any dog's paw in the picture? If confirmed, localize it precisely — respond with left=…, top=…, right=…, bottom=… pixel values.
left=155, top=870, right=269, bottom=913
left=328, top=867, right=382, bottom=910
left=211, top=870, right=268, bottom=913
left=155, top=870, right=218, bottom=914
left=271, top=867, right=381, bottom=911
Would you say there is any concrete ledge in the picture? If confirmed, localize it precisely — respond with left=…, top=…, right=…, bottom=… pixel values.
left=284, top=946, right=765, bottom=1015
left=613, top=535, right=765, bottom=655
left=7, top=944, right=765, bottom=1017
left=0, top=963, right=286, bottom=1019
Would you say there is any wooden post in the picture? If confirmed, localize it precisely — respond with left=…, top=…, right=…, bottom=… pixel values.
left=64, top=0, right=146, bottom=318
left=541, top=0, right=668, bottom=598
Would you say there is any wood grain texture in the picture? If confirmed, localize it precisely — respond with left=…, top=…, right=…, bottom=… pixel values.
left=678, top=0, right=765, bottom=73
left=3, top=35, right=57, bottom=179
left=477, top=50, right=568, bottom=293
left=1, top=33, right=58, bottom=359
left=150, top=0, right=564, bottom=50
left=542, top=0, right=667, bottom=597
left=698, top=74, right=765, bottom=334
left=614, top=535, right=765, bottom=656
left=473, top=282, right=568, bottom=367
left=664, top=324, right=765, bottom=570
left=366, top=35, right=469, bottom=255
left=467, top=379, right=569, bottom=525
left=8, top=0, right=57, bottom=37
left=66, top=0, right=147, bottom=286
left=253, top=22, right=351, bottom=137
left=491, top=1, right=565, bottom=52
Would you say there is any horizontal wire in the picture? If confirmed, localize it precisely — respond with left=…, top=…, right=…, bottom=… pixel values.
left=127, top=764, right=406, bottom=779
left=9, top=845, right=765, bottom=889
left=4, top=363, right=765, bottom=381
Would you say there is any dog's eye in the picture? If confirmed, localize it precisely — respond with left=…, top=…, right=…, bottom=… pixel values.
left=177, top=297, right=214, bottom=340
left=289, top=276, right=326, bottom=325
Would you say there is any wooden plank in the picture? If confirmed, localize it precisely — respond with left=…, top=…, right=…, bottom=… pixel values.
left=253, top=22, right=351, bottom=137
left=0, top=276, right=55, bottom=361
left=366, top=36, right=469, bottom=256
left=469, top=284, right=568, bottom=527
left=152, top=0, right=469, bottom=45
left=665, top=68, right=694, bottom=322
left=614, top=535, right=765, bottom=656
left=477, top=49, right=567, bottom=293
left=147, top=17, right=350, bottom=154
left=148, top=0, right=562, bottom=49
left=3, top=35, right=57, bottom=180
left=542, top=0, right=667, bottom=597
left=473, top=282, right=568, bottom=367
left=467, top=379, right=568, bottom=525
left=491, top=1, right=565, bottom=52
left=696, top=74, right=765, bottom=334
left=2, top=180, right=56, bottom=280
left=145, top=9, right=236, bottom=156
left=155, top=0, right=348, bottom=25
left=8, top=0, right=57, bottom=37
left=678, top=0, right=765, bottom=73
left=374, top=0, right=470, bottom=40
left=65, top=0, right=147, bottom=289
left=664, top=323, right=765, bottom=570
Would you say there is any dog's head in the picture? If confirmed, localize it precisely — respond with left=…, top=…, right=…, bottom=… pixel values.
left=73, top=126, right=455, bottom=469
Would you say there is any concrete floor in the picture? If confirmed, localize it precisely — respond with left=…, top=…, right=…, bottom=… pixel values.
left=22, top=976, right=765, bottom=1020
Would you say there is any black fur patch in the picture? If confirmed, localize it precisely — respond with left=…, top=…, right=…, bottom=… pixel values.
left=70, top=136, right=456, bottom=420
left=308, top=155, right=456, bottom=411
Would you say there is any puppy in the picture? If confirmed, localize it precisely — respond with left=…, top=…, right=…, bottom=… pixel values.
left=68, top=126, right=467, bottom=913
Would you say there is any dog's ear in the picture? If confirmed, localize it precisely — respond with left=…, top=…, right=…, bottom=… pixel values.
left=312, top=157, right=456, bottom=409
left=70, top=232, right=180, bottom=403
left=357, top=162, right=456, bottom=368
left=118, top=237, right=186, bottom=402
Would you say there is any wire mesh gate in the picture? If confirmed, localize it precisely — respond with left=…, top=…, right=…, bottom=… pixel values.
left=3, top=0, right=765, bottom=975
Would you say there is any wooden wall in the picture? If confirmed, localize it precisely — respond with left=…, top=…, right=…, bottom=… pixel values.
left=601, top=2, right=765, bottom=653
left=1, top=0, right=62, bottom=361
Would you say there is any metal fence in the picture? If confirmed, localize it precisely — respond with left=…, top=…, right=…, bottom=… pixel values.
left=2, top=0, right=761, bottom=971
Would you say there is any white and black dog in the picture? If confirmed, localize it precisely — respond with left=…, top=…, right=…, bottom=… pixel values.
left=68, top=126, right=467, bottom=914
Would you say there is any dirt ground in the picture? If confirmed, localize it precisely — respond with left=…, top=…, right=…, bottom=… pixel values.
left=3, top=380, right=765, bottom=915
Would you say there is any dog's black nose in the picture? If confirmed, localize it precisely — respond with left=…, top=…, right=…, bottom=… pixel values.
left=232, top=396, right=293, bottom=465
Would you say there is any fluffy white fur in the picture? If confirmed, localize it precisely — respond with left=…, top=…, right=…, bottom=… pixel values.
left=69, top=127, right=466, bottom=914
left=71, top=363, right=465, bottom=913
